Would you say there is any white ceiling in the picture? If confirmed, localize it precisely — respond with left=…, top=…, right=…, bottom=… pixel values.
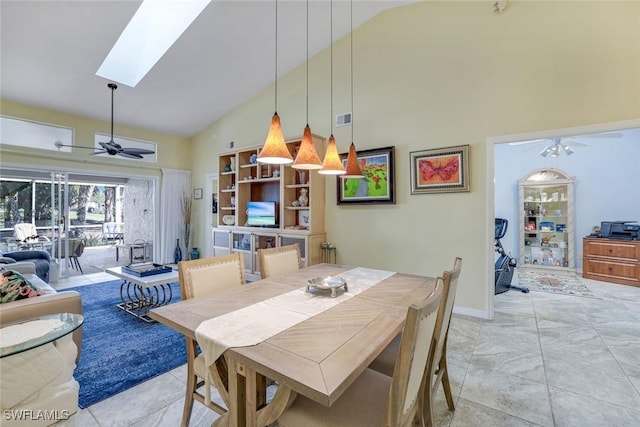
left=1, top=0, right=418, bottom=138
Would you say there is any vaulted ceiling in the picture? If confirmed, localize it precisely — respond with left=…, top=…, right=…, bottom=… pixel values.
left=1, top=1, right=418, bottom=138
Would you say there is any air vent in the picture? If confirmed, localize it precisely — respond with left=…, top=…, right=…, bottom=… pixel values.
left=336, top=112, right=352, bottom=127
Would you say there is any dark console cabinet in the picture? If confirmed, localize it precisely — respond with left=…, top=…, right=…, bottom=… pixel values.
left=583, top=238, right=640, bottom=287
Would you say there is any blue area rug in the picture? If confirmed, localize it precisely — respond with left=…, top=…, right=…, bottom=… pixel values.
left=67, top=280, right=186, bottom=408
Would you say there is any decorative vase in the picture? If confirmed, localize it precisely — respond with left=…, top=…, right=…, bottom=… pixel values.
left=230, top=157, right=236, bottom=171
left=190, top=247, right=200, bottom=260
left=298, top=188, right=308, bottom=207
left=174, top=239, right=182, bottom=264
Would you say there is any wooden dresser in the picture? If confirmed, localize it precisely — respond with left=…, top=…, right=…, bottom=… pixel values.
left=583, top=237, right=640, bottom=287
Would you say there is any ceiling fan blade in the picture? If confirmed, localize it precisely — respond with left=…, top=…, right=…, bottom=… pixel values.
left=508, top=139, right=548, bottom=146
left=122, top=148, right=155, bottom=155
left=562, top=138, right=589, bottom=147
left=118, top=152, right=144, bottom=159
left=574, top=132, right=622, bottom=139
left=54, top=141, right=99, bottom=150
left=90, top=150, right=108, bottom=155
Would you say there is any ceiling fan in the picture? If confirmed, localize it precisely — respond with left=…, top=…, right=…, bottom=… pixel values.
left=54, top=83, right=155, bottom=159
left=509, top=132, right=622, bottom=157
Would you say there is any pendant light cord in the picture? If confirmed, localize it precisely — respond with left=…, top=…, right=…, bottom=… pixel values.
left=275, top=0, right=278, bottom=113
left=350, top=0, right=354, bottom=143
left=330, top=0, right=333, bottom=136
left=306, top=0, right=309, bottom=126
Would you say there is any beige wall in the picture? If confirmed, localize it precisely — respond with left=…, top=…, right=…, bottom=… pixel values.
left=1, top=99, right=191, bottom=175
left=190, top=1, right=640, bottom=316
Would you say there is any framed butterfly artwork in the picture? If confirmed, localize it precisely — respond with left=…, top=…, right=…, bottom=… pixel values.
left=410, top=144, right=470, bottom=194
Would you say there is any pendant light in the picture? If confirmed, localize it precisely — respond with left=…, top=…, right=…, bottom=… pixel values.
left=258, top=0, right=293, bottom=165
left=342, top=0, right=364, bottom=179
left=319, top=0, right=346, bottom=176
left=292, top=0, right=322, bottom=170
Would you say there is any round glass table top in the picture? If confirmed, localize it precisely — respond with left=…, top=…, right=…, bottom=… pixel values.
left=0, top=312, right=84, bottom=358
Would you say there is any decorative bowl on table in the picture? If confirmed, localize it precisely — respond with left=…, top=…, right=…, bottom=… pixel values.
left=306, top=276, right=348, bottom=298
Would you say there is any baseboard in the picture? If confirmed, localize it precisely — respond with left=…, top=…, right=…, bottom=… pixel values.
left=453, top=305, right=490, bottom=320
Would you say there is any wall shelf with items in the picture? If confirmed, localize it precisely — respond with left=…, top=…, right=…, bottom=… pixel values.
left=213, top=134, right=326, bottom=279
left=518, top=168, right=575, bottom=271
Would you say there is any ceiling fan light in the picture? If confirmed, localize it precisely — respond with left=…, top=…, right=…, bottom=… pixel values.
left=550, top=144, right=560, bottom=157
left=258, top=112, right=293, bottom=165
left=540, top=146, right=551, bottom=157
left=343, top=142, right=364, bottom=178
left=292, top=124, right=322, bottom=170
left=319, top=135, right=346, bottom=175
left=562, top=144, right=574, bottom=155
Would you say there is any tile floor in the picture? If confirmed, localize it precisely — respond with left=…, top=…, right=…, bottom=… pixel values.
left=55, top=270, right=640, bottom=427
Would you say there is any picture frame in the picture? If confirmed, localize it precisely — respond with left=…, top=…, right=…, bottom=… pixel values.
left=410, top=144, right=470, bottom=194
left=298, top=210, right=310, bottom=228
left=336, top=146, right=395, bottom=205
left=193, top=188, right=203, bottom=199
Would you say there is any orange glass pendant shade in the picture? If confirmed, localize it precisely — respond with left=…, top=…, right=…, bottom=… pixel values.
left=319, top=135, right=346, bottom=175
left=342, top=142, right=364, bottom=178
left=258, top=112, right=293, bottom=164
left=292, top=124, right=322, bottom=170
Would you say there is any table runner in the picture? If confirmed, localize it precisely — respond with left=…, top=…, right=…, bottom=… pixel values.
left=195, top=267, right=395, bottom=402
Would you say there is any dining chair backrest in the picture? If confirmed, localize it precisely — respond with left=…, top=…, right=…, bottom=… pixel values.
left=57, top=238, right=85, bottom=257
left=258, top=244, right=301, bottom=279
left=386, top=277, right=442, bottom=426
left=432, top=257, right=462, bottom=367
left=14, top=223, right=38, bottom=242
left=178, top=253, right=246, bottom=300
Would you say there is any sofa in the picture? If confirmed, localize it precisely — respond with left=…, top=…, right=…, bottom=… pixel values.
left=0, top=249, right=51, bottom=282
left=0, top=261, right=83, bottom=362
left=0, top=261, right=84, bottom=423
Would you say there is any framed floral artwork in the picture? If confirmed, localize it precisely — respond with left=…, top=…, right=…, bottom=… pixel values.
left=410, top=144, right=470, bottom=194
left=336, top=146, right=395, bottom=205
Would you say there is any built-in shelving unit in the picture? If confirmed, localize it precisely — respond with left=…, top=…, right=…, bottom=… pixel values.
left=212, top=135, right=326, bottom=280
left=518, top=168, right=575, bottom=271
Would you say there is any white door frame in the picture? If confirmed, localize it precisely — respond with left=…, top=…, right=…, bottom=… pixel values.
left=205, top=172, right=218, bottom=257
left=486, top=118, right=640, bottom=319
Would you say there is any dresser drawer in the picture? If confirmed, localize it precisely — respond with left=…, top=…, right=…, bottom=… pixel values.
left=583, top=258, right=639, bottom=286
left=584, top=240, right=639, bottom=261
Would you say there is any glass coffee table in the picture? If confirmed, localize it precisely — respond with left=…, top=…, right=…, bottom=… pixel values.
left=1, top=312, right=83, bottom=358
left=1, top=313, right=84, bottom=423
left=106, top=266, right=178, bottom=323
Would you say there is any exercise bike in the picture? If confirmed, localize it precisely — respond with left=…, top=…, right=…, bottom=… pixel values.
left=495, top=218, right=529, bottom=294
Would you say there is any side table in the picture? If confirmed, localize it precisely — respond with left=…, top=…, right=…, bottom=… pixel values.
left=1, top=313, right=84, bottom=425
left=321, top=242, right=337, bottom=264
left=115, top=241, right=153, bottom=264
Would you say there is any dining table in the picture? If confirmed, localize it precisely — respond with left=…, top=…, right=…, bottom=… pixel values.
left=149, top=263, right=437, bottom=427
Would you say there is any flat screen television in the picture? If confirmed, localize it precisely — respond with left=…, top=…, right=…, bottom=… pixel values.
left=247, top=201, right=277, bottom=227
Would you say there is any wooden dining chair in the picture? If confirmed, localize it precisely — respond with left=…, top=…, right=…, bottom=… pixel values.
left=274, top=278, right=443, bottom=427
left=369, top=257, right=463, bottom=425
left=178, top=252, right=246, bottom=427
left=257, top=244, right=301, bottom=279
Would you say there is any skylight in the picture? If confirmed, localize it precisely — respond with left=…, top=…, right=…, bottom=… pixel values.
left=96, top=0, right=211, bottom=87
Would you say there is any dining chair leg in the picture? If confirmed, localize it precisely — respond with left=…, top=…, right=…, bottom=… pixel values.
left=181, top=375, right=196, bottom=427
left=72, top=256, right=83, bottom=274
left=422, top=380, right=435, bottom=427
left=439, top=336, right=455, bottom=411
left=440, top=360, right=455, bottom=411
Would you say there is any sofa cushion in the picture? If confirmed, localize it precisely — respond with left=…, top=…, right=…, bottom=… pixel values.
left=0, top=270, right=45, bottom=303
left=0, top=250, right=50, bottom=283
